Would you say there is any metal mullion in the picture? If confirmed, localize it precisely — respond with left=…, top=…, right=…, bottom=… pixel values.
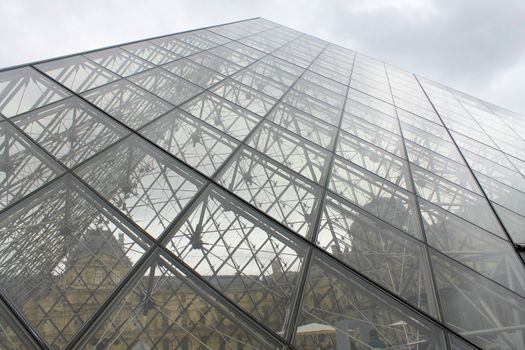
left=415, top=75, right=525, bottom=270
left=385, top=64, right=447, bottom=331
left=0, top=289, right=48, bottom=349
left=0, top=20, right=490, bottom=350
left=281, top=42, right=336, bottom=344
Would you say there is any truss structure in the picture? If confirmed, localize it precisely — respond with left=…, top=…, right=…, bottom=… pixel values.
left=0, top=17, right=524, bottom=350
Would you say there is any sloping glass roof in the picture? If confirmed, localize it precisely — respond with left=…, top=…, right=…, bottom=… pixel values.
left=0, top=17, right=524, bottom=350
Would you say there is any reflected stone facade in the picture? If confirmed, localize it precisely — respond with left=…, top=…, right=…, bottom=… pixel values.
left=0, top=18, right=524, bottom=350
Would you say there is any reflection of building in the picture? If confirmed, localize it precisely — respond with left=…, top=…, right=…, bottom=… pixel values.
left=1, top=16, right=525, bottom=350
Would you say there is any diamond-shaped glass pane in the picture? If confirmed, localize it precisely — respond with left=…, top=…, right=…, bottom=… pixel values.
left=129, top=68, right=203, bottom=105
left=420, top=199, right=525, bottom=296
left=0, top=175, right=149, bottom=348
left=164, top=185, right=306, bottom=333
left=181, top=92, right=261, bottom=141
left=316, top=194, right=439, bottom=317
left=76, top=135, right=206, bottom=238
left=82, top=251, right=281, bottom=349
left=329, top=156, right=422, bottom=238
left=140, top=109, right=239, bottom=176
left=0, top=67, right=70, bottom=118
left=121, top=41, right=179, bottom=65
left=337, top=130, right=412, bottom=190
left=82, top=80, right=173, bottom=129
left=431, top=250, right=525, bottom=350
left=282, top=89, right=342, bottom=126
left=189, top=51, right=243, bottom=76
left=218, top=146, right=322, bottom=237
left=248, top=121, right=330, bottom=183
left=0, top=121, right=64, bottom=210
left=267, top=102, right=338, bottom=150
left=85, top=47, right=154, bottom=77
left=13, top=97, right=128, bottom=167
left=294, top=251, right=446, bottom=349
left=162, top=58, right=226, bottom=88
left=36, top=56, right=120, bottom=93
left=151, top=36, right=202, bottom=57
left=211, top=79, right=277, bottom=116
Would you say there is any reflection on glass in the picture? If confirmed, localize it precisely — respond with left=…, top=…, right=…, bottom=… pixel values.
left=76, top=136, right=206, bottom=238
left=13, top=97, right=128, bottom=168
left=219, top=146, right=322, bottom=237
left=83, top=251, right=281, bottom=349
left=294, top=251, right=446, bottom=350
left=0, top=67, right=70, bottom=117
left=164, top=185, right=306, bottom=333
left=0, top=121, right=64, bottom=210
left=140, top=109, right=238, bottom=176
left=0, top=175, right=149, bottom=349
left=317, top=194, right=439, bottom=317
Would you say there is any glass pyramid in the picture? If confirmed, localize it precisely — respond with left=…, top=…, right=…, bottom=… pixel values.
left=0, top=17, right=524, bottom=350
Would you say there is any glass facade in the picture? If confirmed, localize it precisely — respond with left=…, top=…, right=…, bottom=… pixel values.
left=0, top=17, right=524, bottom=350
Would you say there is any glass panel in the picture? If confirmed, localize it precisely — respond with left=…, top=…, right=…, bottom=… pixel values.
left=475, top=171, right=525, bottom=217
left=0, top=121, right=64, bottom=210
left=82, top=80, right=173, bottom=129
left=292, top=80, right=346, bottom=109
left=248, top=121, right=330, bottom=183
left=36, top=55, right=120, bottom=93
left=231, top=69, right=288, bottom=99
left=164, top=185, right=306, bottom=333
left=83, top=251, right=281, bottom=349
left=255, top=55, right=304, bottom=77
left=139, top=109, right=238, bottom=177
left=248, top=60, right=299, bottom=87
left=129, top=68, right=203, bottom=106
left=301, top=70, right=347, bottom=95
left=420, top=199, right=525, bottom=295
left=211, top=79, right=277, bottom=116
left=175, top=30, right=225, bottom=50
left=405, top=141, right=481, bottom=194
left=13, top=97, right=128, bottom=168
left=162, top=58, right=225, bottom=88
left=0, top=175, right=149, bottom=349
left=402, top=123, right=463, bottom=163
left=294, top=251, right=446, bottom=350
left=316, top=194, right=439, bottom=317
left=282, top=89, right=341, bottom=126
left=189, top=51, right=243, bottom=76
left=75, top=135, right=206, bottom=238
left=337, top=130, right=412, bottom=190
left=218, top=146, right=322, bottom=237
left=151, top=36, right=201, bottom=57
left=329, top=157, right=422, bottom=239
left=347, top=87, right=396, bottom=116
left=0, top=67, right=70, bottom=117
left=181, top=91, right=261, bottom=141
left=0, top=312, right=30, bottom=349
left=494, top=203, right=525, bottom=244
left=267, top=102, right=338, bottom=150
left=121, top=41, right=179, bottom=65
left=209, top=46, right=257, bottom=67
left=85, top=47, right=154, bottom=77
left=341, top=113, right=405, bottom=157
left=344, top=100, right=401, bottom=135
left=431, top=250, right=525, bottom=350
left=448, top=333, right=479, bottom=350
left=224, top=41, right=266, bottom=60
left=411, top=167, right=505, bottom=236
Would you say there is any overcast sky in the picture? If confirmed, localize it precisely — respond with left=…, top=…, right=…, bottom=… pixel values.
left=1, top=0, right=524, bottom=114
